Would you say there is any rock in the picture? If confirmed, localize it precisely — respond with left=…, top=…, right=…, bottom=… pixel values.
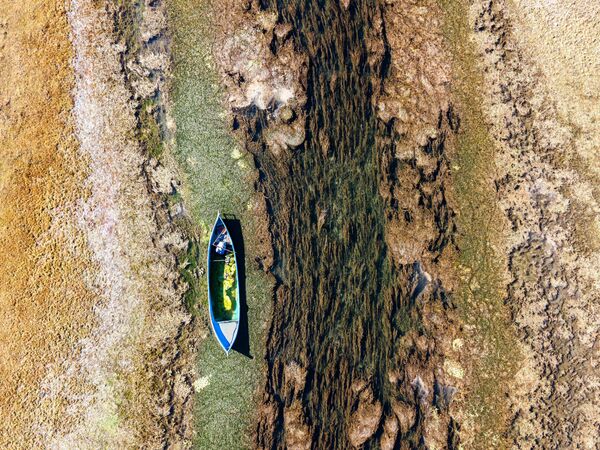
left=274, top=23, right=292, bottom=40
left=278, top=105, right=295, bottom=123
left=265, top=122, right=306, bottom=155
left=380, top=415, right=399, bottom=450
left=348, top=388, right=383, bottom=447
left=284, top=126, right=306, bottom=147
left=391, top=400, right=416, bottom=433
left=284, top=401, right=311, bottom=450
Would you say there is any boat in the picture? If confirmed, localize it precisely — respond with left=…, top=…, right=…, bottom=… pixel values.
left=207, top=212, right=240, bottom=354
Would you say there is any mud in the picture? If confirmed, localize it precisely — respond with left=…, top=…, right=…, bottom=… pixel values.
left=207, top=0, right=600, bottom=446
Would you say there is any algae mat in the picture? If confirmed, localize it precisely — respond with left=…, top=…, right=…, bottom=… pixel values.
left=168, top=0, right=272, bottom=447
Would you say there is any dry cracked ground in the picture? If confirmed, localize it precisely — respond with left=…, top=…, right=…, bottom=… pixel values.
left=0, top=0, right=598, bottom=448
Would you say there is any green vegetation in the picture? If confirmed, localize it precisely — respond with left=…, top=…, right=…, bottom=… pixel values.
left=113, top=1, right=165, bottom=160
left=114, top=0, right=142, bottom=55
left=437, top=0, right=521, bottom=446
left=139, top=98, right=164, bottom=159
left=168, top=0, right=273, bottom=448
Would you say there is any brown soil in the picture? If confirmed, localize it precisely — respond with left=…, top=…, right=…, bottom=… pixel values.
left=366, top=2, right=473, bottom=446
left=212, top=1, right=469, bottom=448
left=212, top=0, right=308, bottom=160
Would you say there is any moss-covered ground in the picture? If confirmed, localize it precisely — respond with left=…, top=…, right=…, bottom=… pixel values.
left=438, top=0, right=521, bottom=447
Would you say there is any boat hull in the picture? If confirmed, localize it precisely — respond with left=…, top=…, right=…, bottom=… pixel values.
left=207, top=213, right=240, bottom=353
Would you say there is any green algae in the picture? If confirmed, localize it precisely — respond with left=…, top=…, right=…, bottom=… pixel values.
left=438, top=0, right=521, bottom=446
left=113, top=1, right=166, bottom=160
left=168, top=0, right=272, bottom=448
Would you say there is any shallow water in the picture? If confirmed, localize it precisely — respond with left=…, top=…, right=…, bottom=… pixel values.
left=254, top=0, right=406, bottom=447
left=168, top=0, right=273, bottom=447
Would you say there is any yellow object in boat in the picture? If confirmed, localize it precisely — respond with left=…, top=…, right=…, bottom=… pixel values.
left=224, top=295, right=232, bottom=311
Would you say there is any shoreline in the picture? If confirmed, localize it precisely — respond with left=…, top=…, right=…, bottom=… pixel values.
left=38, top=1, right=193, bottom=446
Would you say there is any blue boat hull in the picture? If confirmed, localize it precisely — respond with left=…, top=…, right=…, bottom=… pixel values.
left=207, top=213, right=240, bottom=353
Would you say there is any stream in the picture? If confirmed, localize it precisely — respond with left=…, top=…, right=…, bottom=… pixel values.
left=252, top=1, right=406, bottom=447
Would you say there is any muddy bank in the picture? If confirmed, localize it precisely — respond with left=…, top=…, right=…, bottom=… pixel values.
left=206, top=0, right=599, bottom=447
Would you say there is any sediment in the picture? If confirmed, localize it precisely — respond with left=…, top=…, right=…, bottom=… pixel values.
left=189, top=0, right=600, bottom=446
left=211, top=0, right=588, bottom=448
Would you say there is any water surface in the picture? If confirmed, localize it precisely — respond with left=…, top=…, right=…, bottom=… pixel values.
left=254, top=1, right=405, bottom=447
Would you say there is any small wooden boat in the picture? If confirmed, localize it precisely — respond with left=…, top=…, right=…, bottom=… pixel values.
left=207, top=213, right=240, bottom=354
